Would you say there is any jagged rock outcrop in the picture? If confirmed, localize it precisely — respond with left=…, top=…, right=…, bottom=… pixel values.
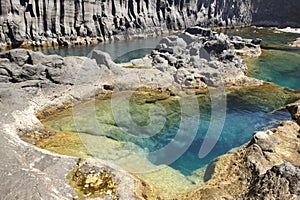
left=287, top=100, right=300, bottom=125
left=244, top=162, right=300, bottom=200
left=150, top=27, right=262, bottom=88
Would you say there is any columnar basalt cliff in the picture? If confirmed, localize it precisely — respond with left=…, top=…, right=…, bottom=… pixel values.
left=1, top=0, right=299, bottom=49
left=0, top=0, right=253, bottom=48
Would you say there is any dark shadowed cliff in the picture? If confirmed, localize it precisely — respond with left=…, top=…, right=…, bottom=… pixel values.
left=251, top=0, right=300, bottom=27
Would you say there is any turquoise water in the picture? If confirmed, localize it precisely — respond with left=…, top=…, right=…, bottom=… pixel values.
left=247, top=50, right=300, bottom=90
left=43, top=86, right=297, bottom=175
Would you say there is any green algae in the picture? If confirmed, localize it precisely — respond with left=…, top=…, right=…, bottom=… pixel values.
left=67, top=161, right=118, bottom=199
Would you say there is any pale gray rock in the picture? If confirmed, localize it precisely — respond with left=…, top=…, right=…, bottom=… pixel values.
left=150, top=28, right=255, bottom=88
left=92, top=50, right=115, bottom=68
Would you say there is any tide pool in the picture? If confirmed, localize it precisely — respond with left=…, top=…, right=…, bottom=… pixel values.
left=247, top=50, right=300, bottom=90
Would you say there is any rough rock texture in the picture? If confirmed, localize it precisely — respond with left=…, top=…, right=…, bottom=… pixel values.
left=287, top=100, right=300, bottom=125
left=0, top=30, right=297, bottom=199
left=251, top=0, right=300, bottom=27
left=150, top=26, right=262, bottom=88
left=245, top=162, right=300, bottom=200
left=0, top=0, right=299, bottom=49
left=0, top=0, right=254, bottom=49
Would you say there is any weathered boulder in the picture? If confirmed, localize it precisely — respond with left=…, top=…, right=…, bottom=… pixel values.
left=244, top=162, right=300, bottom=200
left=287, top=100, right=300, bottom=125
left=92, top=50, right=115, bottom=68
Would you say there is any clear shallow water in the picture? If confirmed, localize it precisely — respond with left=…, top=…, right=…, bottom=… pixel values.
left=42, top=86, right=297, bottom=175
left=37, top=37, right=162, bottom=63
left=247, top=50, right=300, bottom=90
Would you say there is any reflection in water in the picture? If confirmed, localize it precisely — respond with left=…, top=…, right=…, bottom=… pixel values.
left=37, top=37, right=163, bottom=60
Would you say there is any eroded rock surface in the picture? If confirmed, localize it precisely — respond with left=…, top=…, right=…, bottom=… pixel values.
left=287, top=100, right=300, bottom=125
left=0, top=48, right=137, bottom=199
left=150, top=27, right=262, bottom=88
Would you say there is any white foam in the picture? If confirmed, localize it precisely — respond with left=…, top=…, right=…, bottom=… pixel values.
left=277, top=27, right=300, bottom=34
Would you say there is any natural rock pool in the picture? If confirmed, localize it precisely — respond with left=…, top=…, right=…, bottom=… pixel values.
left=36, top=27, right=299, bottom=179
left=40, top=85, right=298, bottom=176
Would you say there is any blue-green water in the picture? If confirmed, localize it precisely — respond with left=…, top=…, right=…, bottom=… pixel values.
left=247, top=50, right=300, bottom=90
left=43, top=85, right=297, bottom=175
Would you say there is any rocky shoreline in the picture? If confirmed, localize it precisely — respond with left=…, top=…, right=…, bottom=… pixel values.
left=0, top=27, right=299, bottom=199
